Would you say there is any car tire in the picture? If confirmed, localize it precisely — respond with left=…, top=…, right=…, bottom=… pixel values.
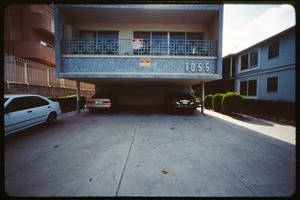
left=47, top=112, right=57, bottom=125
left=89, top=109, right=94, bottom=113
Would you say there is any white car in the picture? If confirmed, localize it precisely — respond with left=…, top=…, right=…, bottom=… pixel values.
left=4, top=94, right=62, bottom=135
left=86, top=94, right=116, bottom=112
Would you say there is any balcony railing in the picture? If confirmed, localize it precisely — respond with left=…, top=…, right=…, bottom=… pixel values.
left=61, top=38, right=218, bottom=57
left=4, top=54, right=95, bottom=91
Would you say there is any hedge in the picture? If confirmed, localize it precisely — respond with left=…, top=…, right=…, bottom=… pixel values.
left=221, top=92, right=244, bottom=114
left=241, top=99, right=295, bottom=123
left=48, top=95, right=86, bottom=113
left=212, top=93, right=223, bottom=112
left=204, top=94, right=213, bottom=109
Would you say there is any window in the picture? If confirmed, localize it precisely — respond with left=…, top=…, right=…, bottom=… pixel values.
left=186, top=32, right=204, bottom=55
left=98, top=31, right=118, bottom=40
left=29, top=97, right=49, bottom=108
left=268, top=41, right=280, bottom=59
left=152, top=32, right=168, bottom=55
left=79, top=30, right=96, bottom=38
left=133, top=32, right=151, bottom=55
left=170, top=32, right=185, bottom=55
left=98, top=31, right=119, bottom=54
left=5, top=97, right=50, bottom=113
left=248, top=80, right=257, bottom=96
left=240, top=50, right=259, bottom=71
left=249, top=51, right=258, bottom=67
left=241, top=54, right=248, bottom=70
left=5, top=97, right=32, bottom=113
left=240, top=81, right=247, bottom=95
left=239, top=79, right=257, bottom=97
left=267, top=77, right=278, bottom=92
left=133, top=31, right=204, bottom=56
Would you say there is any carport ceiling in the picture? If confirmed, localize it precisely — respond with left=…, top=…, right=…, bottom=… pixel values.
left=60, top=6, right=218, bottom=24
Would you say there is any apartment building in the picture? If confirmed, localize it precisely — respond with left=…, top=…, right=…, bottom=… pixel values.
left=206, top=26, right=295, bottom=102
left=4, top=4, right=55, bottom=66
left=54, top=4, right=223, bottom=107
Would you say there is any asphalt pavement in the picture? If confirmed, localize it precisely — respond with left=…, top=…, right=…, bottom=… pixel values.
left=4, top=108, right=296, bottom=197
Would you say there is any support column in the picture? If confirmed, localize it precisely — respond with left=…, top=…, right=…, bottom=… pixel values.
left=201, top=81, right=205, bottom=114
left=76, top=81, right=81, bottom=113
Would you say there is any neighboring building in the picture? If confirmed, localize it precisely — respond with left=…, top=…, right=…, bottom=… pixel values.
left=4, top=4, right=55, bottom=66
left=54, top=4, right=223, bottom=107
left=206, top=26, right=295, bottom=102
left=4, top=4, right=95, bottom=97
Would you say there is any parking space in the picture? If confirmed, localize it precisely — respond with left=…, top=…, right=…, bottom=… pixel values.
left=4, top=108, right=295, bottom=197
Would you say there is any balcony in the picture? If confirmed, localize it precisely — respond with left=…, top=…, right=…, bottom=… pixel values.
left=61, top=38, right=217, bottom=57
left=27, top=12, right=54, bottom=39
left=13, top=41, right=55, bottom=67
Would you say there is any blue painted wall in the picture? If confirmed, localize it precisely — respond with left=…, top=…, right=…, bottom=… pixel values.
left=234, top=27, right=295, bottom=102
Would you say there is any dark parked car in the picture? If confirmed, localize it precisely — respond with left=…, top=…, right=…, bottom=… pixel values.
left=165, top=93, right=197, bottom=114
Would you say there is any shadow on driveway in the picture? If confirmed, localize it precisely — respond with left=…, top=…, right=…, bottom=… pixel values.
left=226, top=113, right=274, bottom=127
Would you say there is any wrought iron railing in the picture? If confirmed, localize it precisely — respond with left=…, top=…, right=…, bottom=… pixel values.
left=61, top=38, right=218, bottom=57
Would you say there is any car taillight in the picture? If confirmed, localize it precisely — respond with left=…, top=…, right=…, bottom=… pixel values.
left=171, top=99, right=180, bottom=105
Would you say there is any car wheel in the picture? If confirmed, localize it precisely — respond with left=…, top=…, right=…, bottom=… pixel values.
left=189, top=109, right=195, bottom=115
left=47, top=112, right=57, bottom=125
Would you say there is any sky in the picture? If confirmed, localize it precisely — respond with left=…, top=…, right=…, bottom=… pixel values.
left=222, top=4, right=296, bottom=56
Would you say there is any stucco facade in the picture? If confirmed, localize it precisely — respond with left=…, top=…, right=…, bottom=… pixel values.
left=207, top=26, right=295, bottom=102
left=54, top=4, right=223, bottom=106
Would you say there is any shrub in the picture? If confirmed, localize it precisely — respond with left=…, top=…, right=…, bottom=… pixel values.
left=204, top=94, right=213, bottom=109
left=221, top=92, right=244, bottom=114
left=242, top=99, right=295, bottom=123
left=212, top=93, right=223, bottom=112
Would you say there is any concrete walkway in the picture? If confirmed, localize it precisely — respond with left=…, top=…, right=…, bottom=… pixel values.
left=4, top=108, right=296, bottom=197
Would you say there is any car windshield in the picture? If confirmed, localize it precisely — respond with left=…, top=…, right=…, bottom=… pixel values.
left=169, top=93, right=194, bottom=99
left=92, top=94, right=111, bottom=99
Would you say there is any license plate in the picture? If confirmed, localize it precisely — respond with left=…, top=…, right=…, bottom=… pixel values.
left=181, top=100, right=188, bottom=104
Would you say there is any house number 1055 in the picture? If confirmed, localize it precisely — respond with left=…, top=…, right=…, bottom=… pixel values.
left=185, top=62, right=210, bottom=73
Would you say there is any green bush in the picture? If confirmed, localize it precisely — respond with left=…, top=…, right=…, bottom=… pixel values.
left=212, top=93, right=223, bottom=112
left=221, top=92, right=244, bottom=114
left=204, top=94, right=213, bottom=109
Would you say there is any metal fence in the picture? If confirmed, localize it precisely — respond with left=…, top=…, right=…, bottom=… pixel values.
left=62, top=38, right=218, bottom=57
left=4, top=54, right=95, bottom=91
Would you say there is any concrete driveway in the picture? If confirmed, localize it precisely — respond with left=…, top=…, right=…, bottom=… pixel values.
left=4, top=108, right=295, bottom=197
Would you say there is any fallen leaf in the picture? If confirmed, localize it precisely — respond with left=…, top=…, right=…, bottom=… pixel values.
left=162, top=169, right=168, bottom=174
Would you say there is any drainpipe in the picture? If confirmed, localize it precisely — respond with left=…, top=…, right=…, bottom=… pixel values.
left=76, top=81, right=81, bottom=113
left=201, top=81, right=205, bottom=114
